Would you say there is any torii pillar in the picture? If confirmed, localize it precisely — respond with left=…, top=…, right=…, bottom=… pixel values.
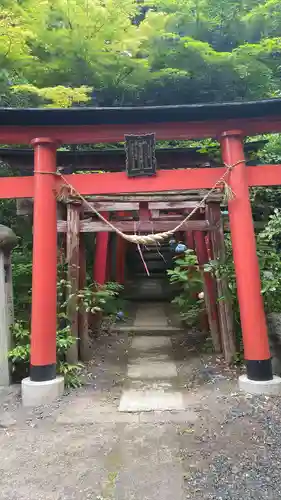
left=221, top=130, right=281, bottom=395
left=21, top=138, right=64, bottom=406
left=93, top=212, right=109, bottom=285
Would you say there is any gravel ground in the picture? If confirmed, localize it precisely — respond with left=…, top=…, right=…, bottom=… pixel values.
left=179, top=390, right=281, bottom=500
left=1, top=331, right=281, bottom=499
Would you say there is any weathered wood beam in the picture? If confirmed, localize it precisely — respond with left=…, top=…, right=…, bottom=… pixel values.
left=87, top=200, right=207, bottom=212
left=57, top=219, right=213, bottom=233
left=87, top=190, right=223, bottom=202
left=150, top=209, right=205, bottom=220
left=149, top=201, right=206, bottom=210
left=16, top=197, right=217, bottom=216
left=78, top=232, right=92, bottom=362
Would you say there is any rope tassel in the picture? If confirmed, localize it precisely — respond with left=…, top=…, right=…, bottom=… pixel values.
left=221, top=180, right=235, bottom=204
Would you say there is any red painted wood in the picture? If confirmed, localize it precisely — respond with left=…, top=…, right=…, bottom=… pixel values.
left=66, top=168, right=222, bottom=195
left=56, top=164, right=281, bottom=194
left=116, top=236, right=126, bottom=285
left=30, top=138, right=57, bottom=370
left=93, top=212, right=109, bottom=285
left=1, top=117, right=281, bottom=144
left=221, top=131, right=271, bottom=361
left=0, top=177, right=34, bottom=198
left=60, top=165, right=281, bottom=196
left=185, top=232, right=195, bottom=249
left=194, top=231, right=221, bottom=348
left=139, top=202, right=150, bottom=221
left=106, top=235, right=111, bottom=283
left=2, top=164, right=281, bottom=199
left=247, top=164, right=281, bottom=186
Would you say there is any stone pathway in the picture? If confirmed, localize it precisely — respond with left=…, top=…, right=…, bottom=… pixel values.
left=2, top=320, right=281, bottom=499
left=119, top=302, right=185, bottom=412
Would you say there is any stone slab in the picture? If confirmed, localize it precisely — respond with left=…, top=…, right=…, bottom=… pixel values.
left=139, top=410, right=198, bottom=423
left=114, top=325, right=184, bottom=335
left=128, top=360, right=177, bottom=379
left=21, top=376, right=64, bottom=407
left=134, top=304, right=168, bottom=327
left=119, top=389, right=185, bottom=412
left=239, top=374, right=281, bottom=395
left=131, top=336, right=172, bottom=351
left=57, top=411, right=139, bottom=424
left=130, top=380, right=173, bottom=391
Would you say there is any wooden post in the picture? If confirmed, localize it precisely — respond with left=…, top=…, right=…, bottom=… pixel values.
left=66, top=202, right=81, bottom=364
left=205, top=234, right=213, bottom=261
left=206, top=201, right=236, bottom=363
left=0, top=251, right=9, bottom=385
left=221, top=130, right=272, bottom=380
left=30, top=138, right=58, bottom=382
left=4, top=251, right=14, bottom=339
left=0, top=227, right=17, bottom=386
left=78, top=233, right=92, bottom=362
left=194, top=230, right=221, bottom=352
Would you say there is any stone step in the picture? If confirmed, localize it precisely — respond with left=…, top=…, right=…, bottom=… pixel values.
left=119, top=389, right=185, bottom=412
left=131, top=272, right=168, bottom=278
left=123, top=290, right=173, bottom=301
left=113, top=325, right=185, bottom=336
left=132, top=251, right=171, bottom=260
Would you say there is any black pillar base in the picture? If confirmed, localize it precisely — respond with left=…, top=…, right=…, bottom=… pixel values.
left=246, top=359, right=273, bottom=381
left=30, top=363, right=56, bottom=382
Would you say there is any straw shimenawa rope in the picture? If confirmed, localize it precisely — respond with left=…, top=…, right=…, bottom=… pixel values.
left=36, top=160, right=243, bottom=245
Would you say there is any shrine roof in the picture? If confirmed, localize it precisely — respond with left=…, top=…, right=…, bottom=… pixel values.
left=0, top=99, right=281, bottom=126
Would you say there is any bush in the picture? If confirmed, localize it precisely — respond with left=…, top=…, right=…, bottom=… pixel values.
left=75, top=281, right=124, bottom=317
left=167, top=249, right=204, bottom=327
left=204, top=211, right=281, bottom=353
left=8, top=320, right=83, bottom=388
left=8, top=279, right=123, bottom=387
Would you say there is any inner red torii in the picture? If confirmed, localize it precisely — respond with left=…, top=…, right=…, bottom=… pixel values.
left=3, top=98, right=281, bottom=398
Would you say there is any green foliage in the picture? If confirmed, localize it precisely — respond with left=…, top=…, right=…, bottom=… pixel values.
left=8, top=320, right=83, bottom=387
left=203, top=240, right=241, bottom=343
left=257, top=209, right=281, bottom=312
left=204, top=211, right=281, bottom=351
left=0, top=0, right=281, bottom=106
left=167, top=249, right=204, bottom=326
left=12, top=84, right=92, bottom=108
left=257, top=134, right=281, bottom=164
left=8, top=278, right=123, bottom=387
left=57, top=361, right=84, bottom=389
left=76, top=281, right=124, bottom=317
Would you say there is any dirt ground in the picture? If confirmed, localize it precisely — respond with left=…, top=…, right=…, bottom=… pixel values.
left=1, top=331, right=281, bottom=500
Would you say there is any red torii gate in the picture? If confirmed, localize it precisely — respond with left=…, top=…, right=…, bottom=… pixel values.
left=3, top=99, right=281, bottom=403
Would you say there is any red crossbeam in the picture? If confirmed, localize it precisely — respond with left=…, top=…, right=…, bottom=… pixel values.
left=1, top=165, right=281, bottom=199
left=1, top=117, right=281, bottom=144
